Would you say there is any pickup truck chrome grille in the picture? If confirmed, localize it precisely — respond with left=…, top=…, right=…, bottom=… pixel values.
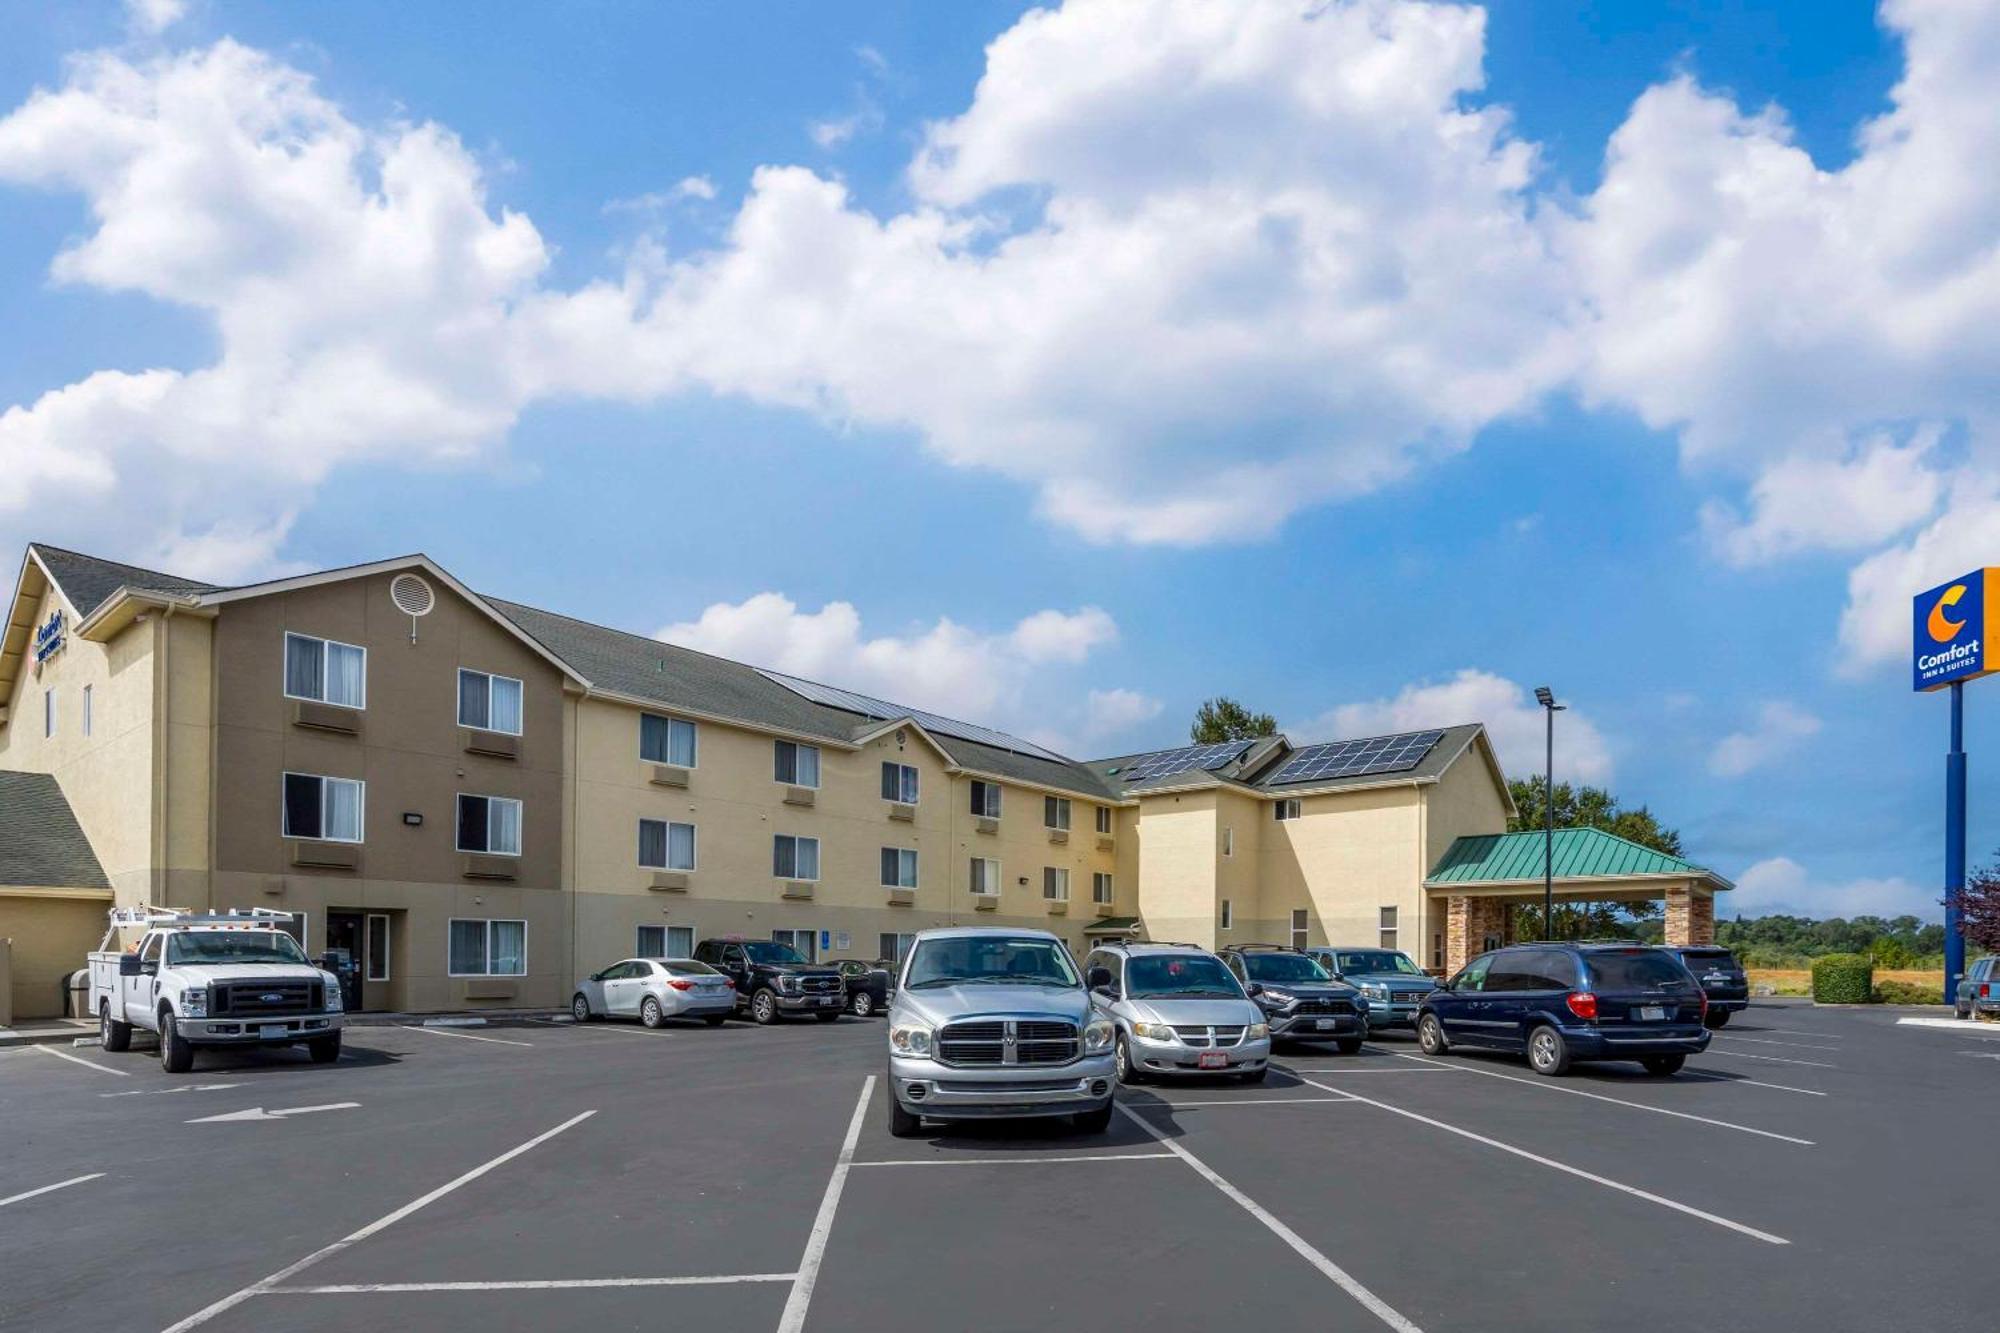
left=1172, top=1024, right=1247, bottom=1048
left=798, top=975, right=841, bottom=994
left=212, top=980, right=320, bottom=1018
left=935, top=1019, right=1079, bottom=1067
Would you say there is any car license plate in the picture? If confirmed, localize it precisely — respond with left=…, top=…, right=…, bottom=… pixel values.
left=1197, top=1051, right=1228, bottom=1069
left=1315, top=1018, right=1336, bottom=1031
left=816, top=996, right=837, bottom=1006
left=258, top=1023, right=287, bottom=1039
left=1636, top=1005, right=1666, bottom=1022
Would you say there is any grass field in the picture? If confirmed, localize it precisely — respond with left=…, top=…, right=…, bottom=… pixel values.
left=1749, top=967, right=1945, bottom=998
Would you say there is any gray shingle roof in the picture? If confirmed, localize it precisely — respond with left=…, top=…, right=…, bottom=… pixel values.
left=0, top=771, right=111, bottom=889
left=33, top=544, right=219, bottom=620
left=486, top=598, right=1120, bottom=801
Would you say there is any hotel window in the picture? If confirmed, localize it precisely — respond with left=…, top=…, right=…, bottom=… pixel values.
left=774, top=834, right=820, bottom=881
left=774, top=740, right=821, bottom=787
left=639, top=713, right=698, bottom=767
left=639, top=818, right=697, bottom=871
left=881, top=847, right=919, bottom=889
left=881, top=762, right=919, bottom=803
left=970, top=780, right=1002, bottom=819
left=638, top=924, right=695, bottom=959
left=449, top=918, right=526, bottom=977
left=1290, top=908, right=1309, bottom=950
left=457, top=669, right=523, bottom=735
left=1092, top=872, right=1114, bottom=905
left=43, top=688, right=55, bottom=739
left=771, top=928, right=818, bottom=961
left=1379, top=906, right=1399, bottom=951
left=1044, top=796, right=1071, bottom=830
left=457, top=794, right=523, bottom=856
left=1275, top=799, right=1301, bottom=821
left=82, top=684, right=92, bottom=738
left=1095, top=805, right=1113, bottom=835
left=1220, top=900, right=1234, bottom=930
left=366, top=914, right=391, bottom=982
left=282, top=773, right=364, bottom=843
left=1222, top=826, right=1234, bottom=857
left=880, top=932, right=917, bottom=964
left=969, top=857, right=1001, bottom=896
left=284, top=632, right=366, bottom=708
left=1043, top=867, right=1070, bottom=902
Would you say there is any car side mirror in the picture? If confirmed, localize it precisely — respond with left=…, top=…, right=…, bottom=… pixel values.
left=1086, top=966, right=1112, bottom=990
left=1245, top=982, right=1263, bottom=998
left=118, top=953, right=143, bottom=977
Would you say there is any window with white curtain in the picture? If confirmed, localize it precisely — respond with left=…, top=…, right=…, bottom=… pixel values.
left=1044, top=796, right=1071, bottom=830
left=774, top=740, right=821, bottom=787
left=284, top=632, right=366, bottom=708
left=774, top=834, right=820, bottom=881
left=1093, top=872, right=1114, bottom=904
left=880, top=847, right=918, bottom=888
left=969, top=780, right=1002, bottom=818
left=639, top=818, right=697, bottom=871
left=458, top=669, right=523, bottom=734
left=969, top=857, right=1001, bottom=896
left=457, top=794, right=522, bottom=855
left=450, top=918, right=526, bottom=976
left=1095, top=805, right=1112, bottom=835
left=1379, top=906, right=1399, bottom=950
left=640, top=713, right=697, bottom=767
left=638, top=924, right=695, bottom=959
left=282, top=773, right=364, bottom=843
left=1043, top=868, right=1070, bottom=901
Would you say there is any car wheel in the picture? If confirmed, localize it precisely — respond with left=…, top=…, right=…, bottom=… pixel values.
left=850, top=990, right=875, bottom=1018
left=159, top=1010, right=194, bottom=1074
left=1417, top=1013, right=1449, bottom=1055
left=1526, top=1024, right=1570, bottom=1077
left=1072, top=1103, right=1115, bottom=1134
left=640, top=996, right=665, bottom=1029
left=1114, top=1034, right=1146, bottom=1086
left=571, top=994, right=594, bottom=1023
left=1237, top=1066, right=1268, bottom=1085
left=751, top=989, right=779, bottom=1024
left=307, top=1033, right=341, bottom=1064
left=100, top=1001, right=132, bottom=1053
left=1703, top=1009, right=1730, bottom=1029
left=889, top=1097, right=923, bottom=1138
left=1641, top=1053, right=1685, bottom=1076
left=1957, top=1001, right=1973, bottom=1020
left=703, top=1013, right=728, bottom=1027
left=1336, top=1037, right=1364, bottom=1055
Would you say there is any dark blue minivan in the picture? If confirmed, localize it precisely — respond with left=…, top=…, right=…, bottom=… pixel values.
left=1416, top=943, right=1709, bottom=1076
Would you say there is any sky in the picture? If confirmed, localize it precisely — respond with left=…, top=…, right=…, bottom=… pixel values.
left=2, top=0, right=1994, bottom=922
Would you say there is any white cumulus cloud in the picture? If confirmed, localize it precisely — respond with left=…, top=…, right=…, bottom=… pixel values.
left=1731, top=855, right=1939, bottom=920
left=1296, top=668, right=1613, bottom=784
left=1708, top=701, right=1822, bottom=778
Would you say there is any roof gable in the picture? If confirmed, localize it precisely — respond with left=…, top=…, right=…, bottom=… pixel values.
left=1428, top=827, right=1728, bottom=887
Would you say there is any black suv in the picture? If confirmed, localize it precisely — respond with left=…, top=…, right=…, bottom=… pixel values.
left=1218, top=945, right=1368, bottom=1053
left=1667, top=945, right=1748, bottom=1028
left=692, top=938, right=845, bottom=1024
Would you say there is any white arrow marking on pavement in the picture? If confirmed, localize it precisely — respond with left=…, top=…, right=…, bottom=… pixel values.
left=188, top=1102, right=360, bottom=1124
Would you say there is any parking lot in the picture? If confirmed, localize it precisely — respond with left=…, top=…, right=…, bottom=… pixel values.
left=2, top=1001, right=1996, bottom=1332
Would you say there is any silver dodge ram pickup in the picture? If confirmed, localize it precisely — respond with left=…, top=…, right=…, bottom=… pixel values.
left=886, top=927, right=1116, bottom=1138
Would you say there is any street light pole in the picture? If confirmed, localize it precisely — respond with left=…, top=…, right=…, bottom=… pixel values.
left=1535, top=687, right=1565, bottom=939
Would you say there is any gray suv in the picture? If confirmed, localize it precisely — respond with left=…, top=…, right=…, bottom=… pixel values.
left=887, top=928, right=1116, bottom=1138
left=1306, top=947, right=1438, bottom=1033
left=1085, top=942, right=1271, bottom=1085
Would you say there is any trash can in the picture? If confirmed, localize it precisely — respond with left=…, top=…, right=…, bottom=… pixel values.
left=66, top=969, right=92, bottom=1020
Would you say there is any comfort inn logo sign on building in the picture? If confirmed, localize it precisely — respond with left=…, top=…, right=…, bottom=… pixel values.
left=1913, top=570, right=2000, bottom=691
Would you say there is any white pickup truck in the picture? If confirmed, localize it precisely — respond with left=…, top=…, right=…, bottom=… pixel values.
left=88, top=908, right=344, bottom=1072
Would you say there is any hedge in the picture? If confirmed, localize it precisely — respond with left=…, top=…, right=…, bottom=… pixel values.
left=1811, top=953, right=1873, bottom=1005
left=1872, top=979, right=1937, bottom=1006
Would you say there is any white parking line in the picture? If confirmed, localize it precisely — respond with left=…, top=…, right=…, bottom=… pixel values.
left=270, top=1273, right=797, bottom=1294
left=1729, top=1027, right=1838, bottom=1039
left=102, top=1083, right=243, bottom=1098
left=1704, top=1048, right=1837, bottom=1069
left=1381, top=1053, right=1814, bottom=1146
left=1297, top=1077, right=1789, bottom=1246
left=159, top=1109, right=597, bottom=1332
left=776, top=1075, right=873, bottom=1333
left=853, top=1151, right=1176, bottom=1167
left=1273, top=1064, right=1450, bottom=1074
left=0, top=1173, right=104, bottom=1209
left=1679, top=1072, right=1827, bottom=1097
left=33, top=1044, right=129, bottom=1076
left=1128, top=1096, right=1357, bottom=1109
left=1119, top=1103, right=1423, bottom=1332
left=400, top=1024, right=532, bottom=1047
left=1711, top=1034, right=1840, bottom=1051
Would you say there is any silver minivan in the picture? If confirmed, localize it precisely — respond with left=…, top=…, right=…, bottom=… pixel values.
left=1085, top=942, right=1271, bottom=1085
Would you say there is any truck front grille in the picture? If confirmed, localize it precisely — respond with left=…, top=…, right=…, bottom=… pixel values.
left=1292, top=997, right=1354, bottom=1017
left=799, top=975, right=841, bottom=995
left=935, top=1019, right=1080, bottom=1067
left=213, top=980, right=319, bottom=1018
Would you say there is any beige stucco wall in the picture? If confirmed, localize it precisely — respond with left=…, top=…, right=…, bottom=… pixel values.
left=1257, top=783, right=1423, bottom=949
left=0, top=890, right=110, bottom=1020
left=1133, top=790, right=1223, bottom=947
left=1417, top=746, right=1512, bottom=967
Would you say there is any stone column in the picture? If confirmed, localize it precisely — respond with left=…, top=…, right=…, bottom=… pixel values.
left=1444, top=896, right=1473, bottom=974
left=1664, top=884, right=1716, bottom=946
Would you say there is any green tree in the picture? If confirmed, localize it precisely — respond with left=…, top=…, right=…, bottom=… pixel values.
left=1506, top=778, right=1682, bottom=857
left=1190, top=697, right=1277, bottom=744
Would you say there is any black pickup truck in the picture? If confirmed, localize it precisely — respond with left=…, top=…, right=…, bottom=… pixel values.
left=692, top=938, right=845, bottom=1024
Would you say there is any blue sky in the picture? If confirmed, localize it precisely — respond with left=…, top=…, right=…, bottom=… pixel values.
left=2, top=0, right=1993, bottom=920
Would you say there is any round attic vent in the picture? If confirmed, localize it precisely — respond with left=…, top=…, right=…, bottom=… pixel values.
left=390, top=573, right=436, bottom=617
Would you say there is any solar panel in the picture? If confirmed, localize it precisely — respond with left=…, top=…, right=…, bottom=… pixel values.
left=1111, top=739, right=1254, bottom=783
left=756, top=669, right=1071, bottom=764
left=1267, top=729, right=1445, bottom=785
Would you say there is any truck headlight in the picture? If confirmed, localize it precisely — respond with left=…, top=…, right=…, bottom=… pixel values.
left=777, top=974, right=801, bottom=993
left=1083, top=1016, right=1115, bottom=1053
left=180, top=987, right=208, bottom=1018
left=1262, top=989, right=1296, bottom=1008
left=1130, top=1020, right=1178, bottom=1043
left=323, top=975, right=344, bottom=1012
left=1246, top=1022, right=1270, bottom=1041
left=1362, top=983, right=1389, bottom=1001
left=890, top=1020, right=933, bottom=1058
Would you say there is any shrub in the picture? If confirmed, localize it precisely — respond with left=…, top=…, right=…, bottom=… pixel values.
left=1811, top=954, right=1873, bottom=1005
left=1871, top=979, right=1939, bottom=1006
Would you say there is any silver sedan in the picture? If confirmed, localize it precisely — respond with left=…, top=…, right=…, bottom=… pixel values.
left=573, top=958, right=736, bottom=1028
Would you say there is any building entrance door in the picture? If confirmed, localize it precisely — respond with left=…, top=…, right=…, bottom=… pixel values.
left=325, top=911, right=365, bottom=1012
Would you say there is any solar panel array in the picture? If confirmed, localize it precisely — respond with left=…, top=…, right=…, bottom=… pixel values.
left=757, top=669, right=1071, bottom=764
left=1111, top=739, right=1255, bottom=783
left=1266, top=729, right=1445, bottom=785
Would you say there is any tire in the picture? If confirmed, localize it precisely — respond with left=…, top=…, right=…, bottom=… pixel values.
left=850, top=990, right=875, bottom=1018
left=100, top=1001, right=132, bottom=1053
left=889, top=1097, right=923, bottom=1138
left=571, top=994, right=594, bottom=1023
left=1703, top=1009, right=1730, bottom=1030
left=751, top=989, right=780, bottom=1025
left=640, top=996, right=665, bottom=1029
left=307, top=1033, right=341, bottom=1064
left=1114, top=1034, right=1146, bottom=1086
left=159, top=1010, right=194, bottom=1074
left=1237, top=1065, right=1269, bottom=1085
left=1526, top=1024, right=1570, bottom=1077
left=1336, top=1037, right=1364, bottom=1055
left=1072, top=1103, right=1115, bottom=1134
left=1957, top=1001, right=1972, bottom=1020
left=815, top=1010, right=842, bottom=1023
left=1417, top=1012, right=1449, bottom=1056
left=703, top=1013, right=728, bottom=1027
left=1641, top=1053, right=1685, bottom=1076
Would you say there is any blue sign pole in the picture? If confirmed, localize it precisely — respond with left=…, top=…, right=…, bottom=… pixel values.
left=1945, top=681, right=1967, bottom=1005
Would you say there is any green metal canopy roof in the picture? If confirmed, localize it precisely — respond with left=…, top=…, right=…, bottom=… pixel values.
left=1427, top=827, right=1731, bottom=889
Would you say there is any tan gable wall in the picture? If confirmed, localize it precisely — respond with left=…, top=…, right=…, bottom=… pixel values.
left=1257, top=784, right=1423, bottom=949
left=1418, top=743, right=1512, bottom=967
left=1133, top=791, right=1222, bottom=947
